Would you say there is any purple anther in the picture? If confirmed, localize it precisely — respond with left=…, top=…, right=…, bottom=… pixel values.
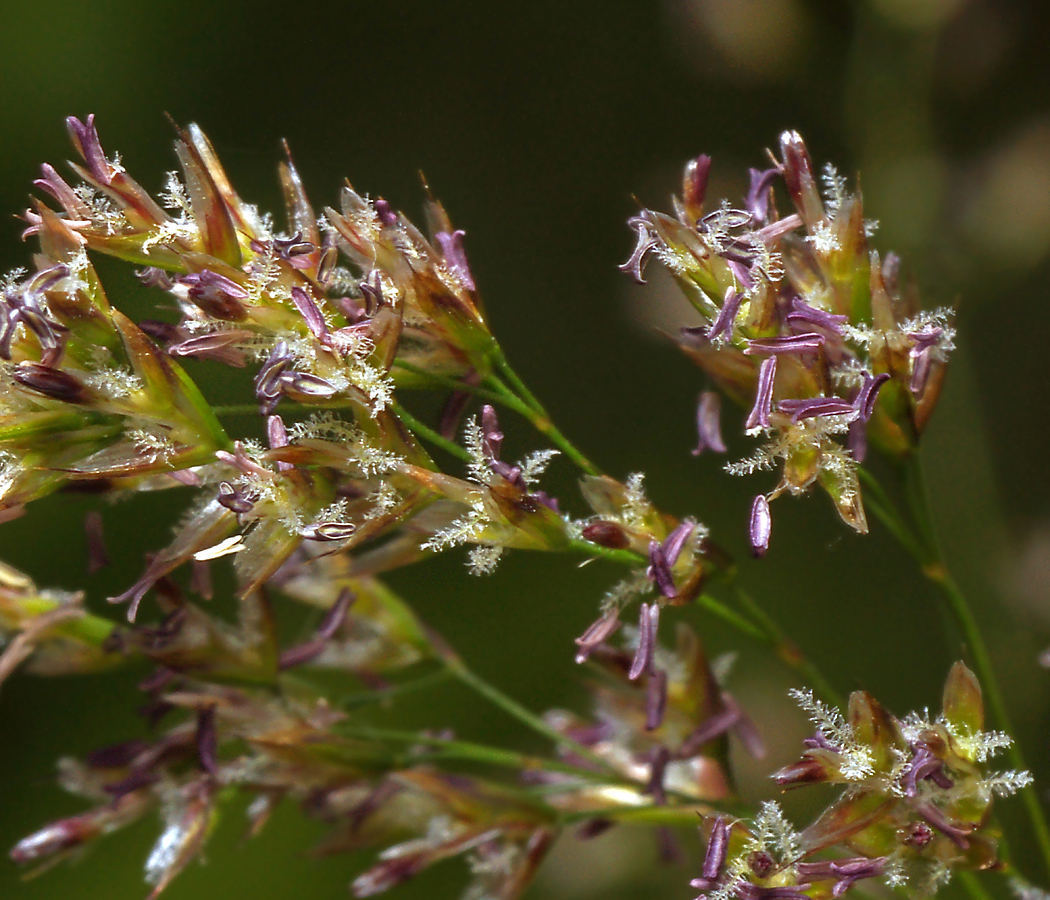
left=678, top=705, right=740, bottom=758
left=628, top=602, right=660, bottom=681
left=745, top=356, right=777, bottom=432
left=358, top=270, right=384, bottom=314
left=302, top=521, right=357, bottom=542
left=434, top=229, right=476, bottom=292
left=254, top=341, right=293, bottom=414
left=279, top=370, right=338, bottom=400
left=727, top=258, right=754, bottom=291
left=747, top=167, right=780, bottom=224
left=661, top=520, right=696, bottom=568
left=902, top=745, right=952, bottom=797
left=708, top=289, right=744, bottom=343
left=480, top=404, right=503, bottom=459
left=644, top=745, right=671, bottom=805
left=291, top=286, right=328, bottom=340
left=619, top=215, right=660, bottom=284
left=648, top=541, right=677, bottom=599
left=34, top=163, right=86, bottom=214
left=217, top=482, right=254, bottom=516
left=66, top=114, right=112, bottom=185
left=915, top=802, right=971, bottom=849
left=581, top=519, right=630, bottom=549
left=744, top=333, right=825, bottom=356
left=646, top=668, right=668, bottom=731
left=167, top=331, right=250, bottom=366
left=777, top=396, right=855, bottom=424
left=13, top=363, right=87, bottom=404
left=374, top=198, right=398, bottom=228
left=749, top=495, right=771, bottom=557
left=574, top=610, right=622, bottom=664
left=852, top=372, right=889, bottom=422
left=316, top=588, right=356, bottom=641
left=316, top=246, right=338, bottom=285
left=180, top=270, right=249, bottom=321
left=703, top=817, right=729, bottom=881
left=785, top=299, right=847, bottom=334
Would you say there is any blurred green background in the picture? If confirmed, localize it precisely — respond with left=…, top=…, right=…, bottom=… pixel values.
left=1, top=1, right=1049, bottom=898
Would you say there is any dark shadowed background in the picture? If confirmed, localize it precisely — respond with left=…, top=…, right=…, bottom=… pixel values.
left=1, top=1, right=1049, bottom=898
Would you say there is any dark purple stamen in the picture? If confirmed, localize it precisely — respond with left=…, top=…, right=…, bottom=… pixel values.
left=278, top=589, right=356, bottom=670
left=703, top=817, right=729, bottom=881
left=620, top=215, right=660, bottom=284
left=744, top=333, right=825, bottom=356
left=34, top=163, right=87, bottom=214
left=66, top=114, right=112, bottom=185
left=746, top=167, right=781, bottom=224
left=358, top=270, right=384, bottom=314
left=745, top=356, right=777, bottom=432
left=707, top=289, right=743, bottom=343
left=749, top=495, right=771, bottom=557
left=797, top=857, right=886, bottom=897
left=267, top=414, right=294, bottom=473
left=291, top=286, right=328, bottom=340
left=915, top=802, right=971, bottom=848
left=374, top=198, right=398, bottom=228
left=574, top=610, right=621, bottom=664
left=434, top=229, right=476, bottom=292
left=302, top=521, right=356, bottom=542
left=279, top=370, right=337, bottom=400
left=902, top=745, right=952, bottom=797
left=644, top=745, right=671, bottom=805
left=480, top=404, right=503, bottom=460
left=167, top=331, right=250, bottom=366
left=217, top=482, right=254, bottom=516
left=785, top=299, right=847, bottom=334
left=628, top=602, right=660, bottom=681
left=581, top=520, right=630, bottom=549
left=13, top=363, right=87, bottom=404
left=179, top=270, right=249, bottom=321
left=646, top=668, right=668, bottom=731
left=648, top=541, right=677, bottom=598
left=854, top=371, right=890, bottom=421
left=250, top=233, right=316, bottom=269
left=727, top=258, right=754, bottom=291
left=777, top=396, right=855, bottom=423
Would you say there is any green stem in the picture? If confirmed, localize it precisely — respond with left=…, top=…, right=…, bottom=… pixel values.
left=447, top=662, right=614, bottom=775
left=958, top=872, right=995, bottom=900
left=566, top=538, right=647, bottom=568
left=728, top=584, right=845, bottom=709
left=391, top=401, right=473, bottom=463
left=212, top=404, right=263, bottom=416
left=336, top=669, right=455, bottom=709
left=490, top=348, right=547, bottom=415
left=869, top=456, right=1050, bottom=879
left=334, top=723, right=601, bottom=781
left=857, top=467, right=927, bottom=561
left=487, top=349, right=602, bottom=476
left=391, top=360, right=517, bottom=410
left=696, top=592, right=768, bottom=642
